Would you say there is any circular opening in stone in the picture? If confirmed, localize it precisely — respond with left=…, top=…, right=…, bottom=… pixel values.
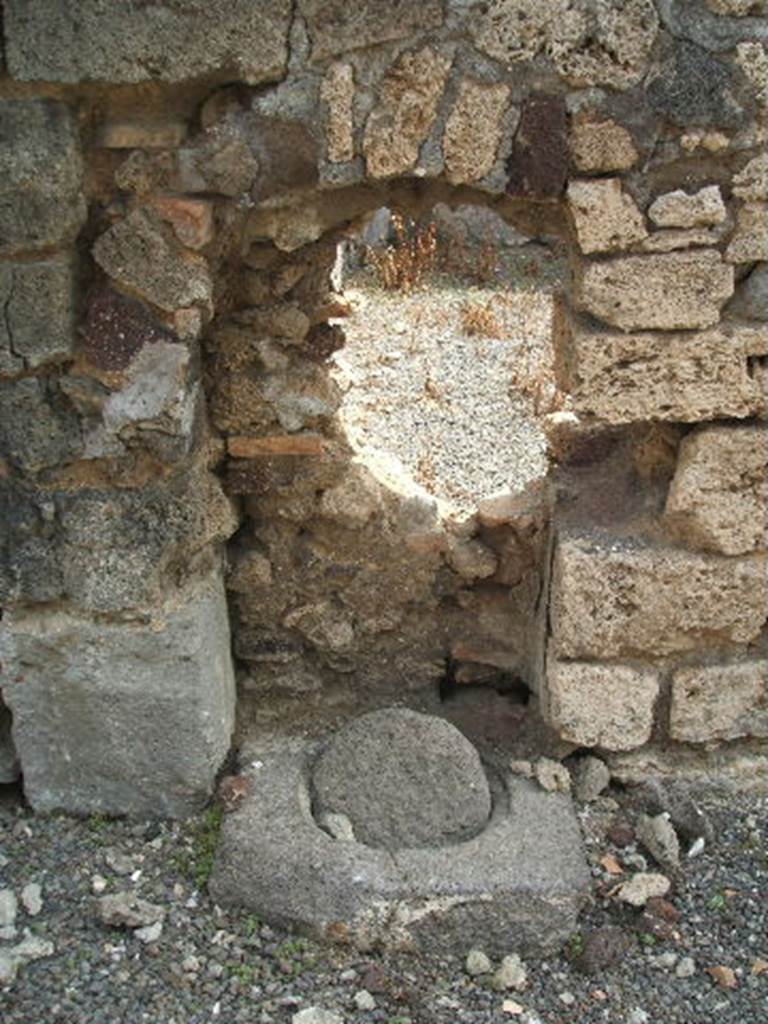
left=311, top=707, right=493, bottom=850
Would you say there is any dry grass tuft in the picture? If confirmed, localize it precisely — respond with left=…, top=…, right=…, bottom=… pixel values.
left=460, top=299, right=502, bottom=337
left=366, top=212, right=438, bottom=293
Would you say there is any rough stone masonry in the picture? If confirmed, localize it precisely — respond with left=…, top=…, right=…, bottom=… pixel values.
left=0, top=0, right=766, bottom=833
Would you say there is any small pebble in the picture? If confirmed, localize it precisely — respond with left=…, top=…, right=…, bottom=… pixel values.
left=20, top=882, right=42, bottom=916
left=353, top=989, right=376, bottom=1010
left=466, top=948, right=493, bottom=976
left=676, top=957, right=696, bottom=979
left=558, top=991, right=576, bottom=1006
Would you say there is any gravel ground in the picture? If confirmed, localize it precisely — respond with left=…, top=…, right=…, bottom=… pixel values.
left=2, top=780, right=765, bottom=1024
left=331, top=247, right=565, bottom=516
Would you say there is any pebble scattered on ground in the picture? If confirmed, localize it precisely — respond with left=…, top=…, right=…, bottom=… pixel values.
left=1, top=780, right=765, bottom=1023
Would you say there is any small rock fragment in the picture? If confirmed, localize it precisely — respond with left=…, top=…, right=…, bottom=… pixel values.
left=91, top=875, right=108, bottom=895
left=706, top=965, right=737, bottom=989
left=637, top=813, right=681, bottom=872
left=509, top=760, right=534, bottom=779
left=502, top=999, right=525, bottom=1015
left=617, top=872, right=671, bottom=907
left=0, top=931, right=54, bottom=986
left=575, top=927, right=632, bottom=975
left=319, top=812, right=356, bottom=843
left=558, top=991, right=576, bottom=1006
left=292, top=1009, right=344, bottom=1024
left=135, top=920, right=163, bottom=944
left=97, top=892, right=165, bottom=929
left=0, top=889, right=18, bottom=928
left=353, top=989, right=376, bottom=1010
left=572, top=755, right=610, bottom=802
left=676, top=957, right=696, bottom=978
left=466, top=948, right=493, bottom=976
left=492, top=954, right=528, bottom=992
left=20, top=883, right=42, bottom=917
left=104, top=849, right=135, bottom=876
left=534, top=757, right=571, bottom=793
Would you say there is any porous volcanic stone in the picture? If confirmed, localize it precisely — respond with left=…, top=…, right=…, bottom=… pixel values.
left=312, top=708, right=492, bottom=849
left=210, top=736, right=590, bottom=954
left=0, top=99, right=85, bottom=254
left=4, top=0, right=292, bottom=84
left=0, top=257, right=76, bottom=373
left=0, top=568, right=236, bottom=818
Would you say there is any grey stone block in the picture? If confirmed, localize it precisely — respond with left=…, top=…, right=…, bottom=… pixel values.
left=0, top=463, right=237, bottom=610
left=727, top=262, right=768, bottom=321
left=299, top=0, right=444, bottom=61
left=0, top=568, right=236, bottom=817
left=0, top=378, right=83, bottom=473
left=210, top=734, right=590, bottom=954
left=313, top=708, right=492, bottom=850
left=0, top=100, right=86, bottom=255
left=5, top=0, right=292, bottom=84
left=0, top=257, right=76, bottom=373
left=647, top=41, right=742, bottom=127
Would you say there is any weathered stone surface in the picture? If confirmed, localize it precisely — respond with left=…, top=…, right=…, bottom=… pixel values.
left=176, top=124, right=262, bottom=198
left=147, top=198, right=213, bottom=250
left=726, top=203, right=768, bottom=263
left=363, top=48, right=452, bottom=178
left=210, top=738, right=590, bottom=954
left=637, top=227, right=725, bottom=252
left=648, top=186, right=727, bottom=228
left=648, top=40, right=741, bottom=127
left=0, top=463, right=237, bottom=610
left=321, top=63, right=355, bottom=163
left=0, top=257, right=75, bottom=374
left=0, top=378, right=82, bottom=473
left=551, top=532, right=768, bottom=658
left=0, top=568, right=235, bottom=818
left=474, top=0, right=658, bottom=89
left=443, top=80, right=511, bottom=185
left=0, top=100, right=85, bottom=255
left=4, top=0, right=292, bottom=84
left=544, top=657, right=659, bottom=752
left=567, top=178, right=647, bottom=254
left=733, top=153, right=768, bottom=202
left=93, top=210, right=212, bottom=313
left=574, top=251, right=734, bottom=331
left=569, top=116, right=638, bottom=173
left=549, top=0, right=659, bottom=89
left=664, top=424, right=767, bottom=555
left=705, top=0, right=766, bottom=13
left=0, top=702, right=20, bottom=784
left=313, top=709, right=492, bottom=849
left=432, top=204, right=527, bottom=250
left=727, top=262, right=768, bottom=320
left=80, top=287, right=179, bottom=372
left=670, top=661, right=768, bottom=743
left=507, top=95, right=568, bottom=199
left=555, top=311, right=765, bottom=423
left=300, top=0, right=444, bottom=61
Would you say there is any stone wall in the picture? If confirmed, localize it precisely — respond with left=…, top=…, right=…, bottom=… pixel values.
left=0, top=0, right=766, bottom=813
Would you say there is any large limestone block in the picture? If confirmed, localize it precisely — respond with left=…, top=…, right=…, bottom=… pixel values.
left=574, top=251, right=734, bottom=331
left=569, top=116, right=638, bottom=173
left=648, top=186, right=727, bottom=228
left=567, top=178, right=647, bottom=253
left=664, top=424, right=768, bottom=555
left=670, top=661, right=768, bottom=744
left=444, top=80, right=511, bottom=185
left=0, top=463, right=237, bottom=611
left=0, top=258, right=76, bottom=374
left=554, top=309, right=766, bottom=423
left=0, top=569, right=236, bottom=817
left=0, top=100, right=85, bottom=255
left=551, top=532, right=768, bottom=659
left=363, top=48, right=452, bottom=179
left=544, top=657, right=660, bottom=751
left=472, top=0, right=658, bottom=89
left=300, top=0, right=443, bottom=61
left=4, top=0, right=291, bottom=84
left=313, top=709, right=492, bottom=849
left=726, top=203, right=768, bottom=263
